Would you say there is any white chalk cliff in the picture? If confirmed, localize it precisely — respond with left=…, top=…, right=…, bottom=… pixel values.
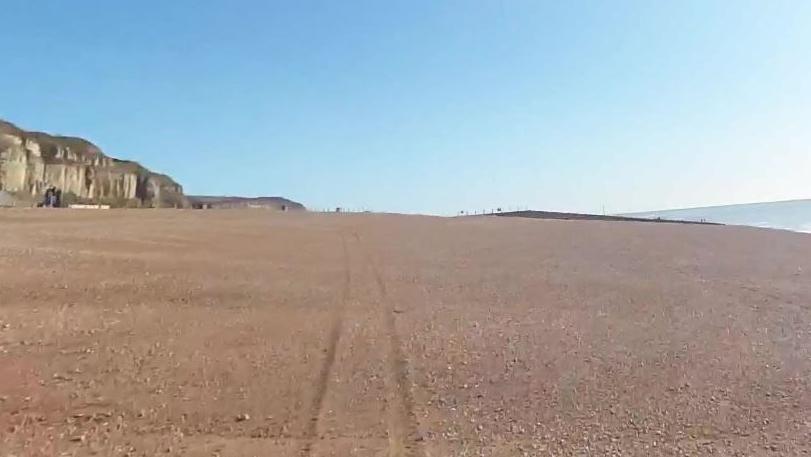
left=0, top=119, right=186, bottom=207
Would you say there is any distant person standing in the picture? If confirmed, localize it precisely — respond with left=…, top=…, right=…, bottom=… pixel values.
left=48, top=187, right=57, bottom=207
left=43, top=187, right=54, bottom=208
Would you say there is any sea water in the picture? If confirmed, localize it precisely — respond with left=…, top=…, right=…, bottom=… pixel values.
left=623, top=199, right=811, bottom=233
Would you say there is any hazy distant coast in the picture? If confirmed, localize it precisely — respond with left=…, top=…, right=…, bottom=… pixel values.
left=623, top=199, right=811, bottom=233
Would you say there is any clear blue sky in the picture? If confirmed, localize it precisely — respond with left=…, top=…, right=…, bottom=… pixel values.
left=2, top=1, right=809, bottom=214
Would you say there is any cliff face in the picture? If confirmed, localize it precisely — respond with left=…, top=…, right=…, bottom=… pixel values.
left=0, top=120, right=186, bottom=207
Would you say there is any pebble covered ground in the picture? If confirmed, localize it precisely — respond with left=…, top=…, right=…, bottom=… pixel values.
left=1, top=209, right=809, bottom=456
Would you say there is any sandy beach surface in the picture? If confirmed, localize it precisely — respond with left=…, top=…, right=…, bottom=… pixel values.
left=1, top=210, right=809, bottom=456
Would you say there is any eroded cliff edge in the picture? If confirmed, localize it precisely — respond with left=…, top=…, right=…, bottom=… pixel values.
left=0, top=119, right=186, bottom=207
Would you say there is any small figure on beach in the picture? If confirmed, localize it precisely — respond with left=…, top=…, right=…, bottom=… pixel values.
left=41, top=186, right=61, bottom=208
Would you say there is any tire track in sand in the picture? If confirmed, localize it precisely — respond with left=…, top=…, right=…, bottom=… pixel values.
left=363, top=239, right=424, bottom=457
left=301, top=234, right=351, bottom=456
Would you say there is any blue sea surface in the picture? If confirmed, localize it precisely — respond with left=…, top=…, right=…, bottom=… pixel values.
left=623, top=199, right=811, bottom=233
